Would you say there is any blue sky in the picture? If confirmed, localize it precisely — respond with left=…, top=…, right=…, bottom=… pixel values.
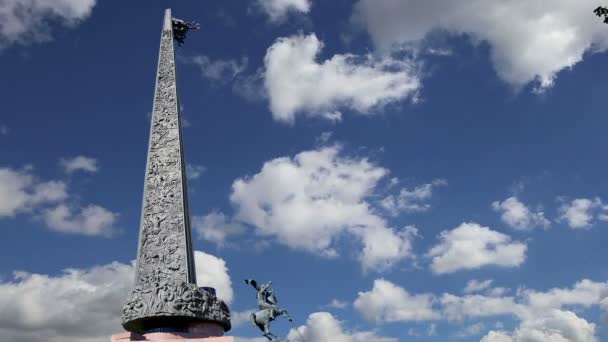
left=1, top=0, right=608, bottom=341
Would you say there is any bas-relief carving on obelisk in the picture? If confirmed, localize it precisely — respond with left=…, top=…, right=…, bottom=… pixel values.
left=114, top=9, right=231, bottom=341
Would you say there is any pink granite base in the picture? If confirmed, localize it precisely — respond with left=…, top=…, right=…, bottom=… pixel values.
left=111, top=332, right=234, bottom=342
left=111, top=321, right=232, bottom=342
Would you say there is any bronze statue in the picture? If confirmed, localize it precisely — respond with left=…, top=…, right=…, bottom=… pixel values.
left=594, top=6, right=608, bottom=23
left=245, top=279, right=293, bottom=342
left=172, top=18, right=200, bottom=46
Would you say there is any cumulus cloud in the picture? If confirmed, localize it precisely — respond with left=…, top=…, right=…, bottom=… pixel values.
left=230, top=145, right=416, bottom=271
left=194, top=251, right=234, bottom=305
left=0, top=165, right=119, bottom=236
left=287, top=312, right=397, bottom=342
left=350, top=278, right=608, bottom=340
left=0, top=0, right=97, bottom=49
left=454, top=322, right=486, bottom=338
left=441, top=293, right=524, bottom=322
left=427, top=222, right=527, bottom=274
left=324, top=299, right=349, bottom=310
left=235, top=338, right=268, bottom=342
left=0, top=167, right=67, bottom=217
left=521, top=279, right=608, bottom=310
left=60, top=156, right=98, bottom=174
left=43, top=204, right=118, bottom=237
left=193, top=211, right=247, bottom=247
left=256, top=0, right=311, bottom=22
left=443, top=279, right=608, bottom=321
left=445, top=279, right=608, bottom=341
left=492, top=197, right=550, bottom=230
left=0, top=261, right=132, bottom=342
left=463, top=279, right=494, bottom=294
left=0, top=251, right=233, bottom=342
left=264, top=33, right=420, bottom=123
left=558, top=197, right=607, bottom=229
left=381, top=179, right=446, bottom=215
left=354, top=279, right=440, bottom=323
left=231, top=309, right=257, bottom=328
left=186, top=163, right=206, bottom=180
left=353, top=0, right=608, bottom=91
left=481, top=310, right=597, bottom=342
left=191, top=55, right=248, bottom=83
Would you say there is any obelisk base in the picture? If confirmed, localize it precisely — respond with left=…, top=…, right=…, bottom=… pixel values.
left=111, top=332, right=234, bottom=342
left=112, top=322, right=233, bottom=342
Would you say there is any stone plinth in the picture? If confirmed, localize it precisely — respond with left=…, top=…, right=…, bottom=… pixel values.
left=112, top=322, right=230, bottom=342
left=111, top=332, right=234, bottom=342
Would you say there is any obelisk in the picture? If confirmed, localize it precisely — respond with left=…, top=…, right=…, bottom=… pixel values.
left=115, top=9, right=231, bottom=341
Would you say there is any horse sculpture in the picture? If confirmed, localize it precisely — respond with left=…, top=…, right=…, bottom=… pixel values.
left=246, top=279, right=293, bottom=342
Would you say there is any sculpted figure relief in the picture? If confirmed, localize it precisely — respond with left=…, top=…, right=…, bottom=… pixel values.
left=121, top=11, right=231, bottom=334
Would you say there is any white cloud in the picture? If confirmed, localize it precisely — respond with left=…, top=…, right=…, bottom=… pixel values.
left=354, top=279, right=440, bottom=323
left=325, top=299, right=349, bottom=310
left=256, top=0, right=311, bottom=22
left=464, top=279, right=494, bottom=294
left=427, top=222, right=527, bottom=274
left=0, top=124, right=8, bottom=135
left=287, top=312, right=397, bottom=342
left=235, top=338, right=267, bottom=342
left=482, top=310, right=597, bottom=342
left=381, top=179, right=446, bottom=215
left=354, top=224, right=417, bottom=271
left=0, top=0, right=96, bottom=49
left=492, top=197, right=550, bottom=230
left=348, top=278, right=607, bottom=340
left=60, top=156, right=98, bottom=174
left=521, top=279, right=608, bottom=310
left=231, top=309, right=256, bottom=328
left=229, top=145, right=416, bottom=271
left=194, top=251, right=233, bottom=305
left=0, top=250, right=233, bottom=342
left=558, top=197, right=605, bottom=229
left=316, top=131, right=333, bottom=144
left=264, top=33, right=420, bottom=123
left=186, top=163, right=206, bottom=180
left=0, top=166, right=119, bottom=237
left=407, top=324, right=438, bottom=337
left=43, top=204, right=118, bottom=237
left=353, top=0, right=608, bottom=91
left=441, top=293, right=523, bottom=322
left=443, top=279, right=608, bottom=321
left=487, top=287, right=510, bottom=298
left=193, top=211, right=247, bottom=247
left=191, top=55, right=248, bottom=83
left=0, top=167, right=67, bottom=217
left=444, top=279, right=608, bottom=341
left=454, top=322, right=486, bottom=338
left=0, top=261, right=132, bottom=342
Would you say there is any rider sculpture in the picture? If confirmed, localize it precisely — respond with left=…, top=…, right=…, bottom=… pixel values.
left=246, top=279, right=292, bottom=341
left=171, top=18, right=201, bottom=46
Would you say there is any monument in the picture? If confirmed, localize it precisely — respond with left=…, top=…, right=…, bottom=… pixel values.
left=245, top=279, right=295, bottom=342
left=111, top=8, right=232, bottom=342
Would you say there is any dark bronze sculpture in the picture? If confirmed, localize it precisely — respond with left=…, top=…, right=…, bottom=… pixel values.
left=172, top=18, right=200, bottom=46
left=245, top=279, right=293, bottom=342
left=594, top=6, right=608, bottom=23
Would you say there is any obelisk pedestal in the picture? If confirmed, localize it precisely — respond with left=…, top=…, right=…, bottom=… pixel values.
left=111, top=8, right=231, bottom=341
left=111, top=327, right=234, bottom=342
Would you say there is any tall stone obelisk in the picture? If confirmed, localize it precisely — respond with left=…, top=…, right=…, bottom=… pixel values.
left=116, top=9, right=231, bottom=341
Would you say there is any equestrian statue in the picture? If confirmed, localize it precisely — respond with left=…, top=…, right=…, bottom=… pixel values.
left=245, top=279, right=293, bottom=342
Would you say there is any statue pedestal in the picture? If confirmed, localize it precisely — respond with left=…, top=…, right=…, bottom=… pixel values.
left=111, top=322, right=233, bottom=342
left=111, top=332, right=234, bottom=341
